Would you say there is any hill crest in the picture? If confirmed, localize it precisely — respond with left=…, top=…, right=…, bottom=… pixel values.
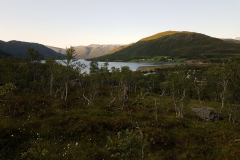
left=139, top=31, right=195, bottom=41
left=48, top=44, right=124, bottom=59
left=0, top=40, right=63, bottom=58
left=89, top=31, right=240, bottom=62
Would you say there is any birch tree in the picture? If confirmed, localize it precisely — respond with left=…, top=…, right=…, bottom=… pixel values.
left=82, top=61, right=100, bottom=105
left=58, top=46, right=85, bottom=100
left=166, top=66, right=190, bottom=118
left=205, top=61, right=237, bottom=113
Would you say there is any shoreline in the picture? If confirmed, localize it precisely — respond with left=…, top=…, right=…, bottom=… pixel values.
left=136, top=65, right=176, bottom=71
left=136, top=62, right=214, bottom=71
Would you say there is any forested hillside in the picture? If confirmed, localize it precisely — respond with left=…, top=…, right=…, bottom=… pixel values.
left=89, top=31, right=240, bottom=62
left=1, top=47, right=240, bottom=159
left=0, top=40, right=63, bottom=58
left=0, top=49, right=12, bottom=57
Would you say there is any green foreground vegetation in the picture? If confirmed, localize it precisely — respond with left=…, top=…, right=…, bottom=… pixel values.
left=1, top=47, right=240, bottom=159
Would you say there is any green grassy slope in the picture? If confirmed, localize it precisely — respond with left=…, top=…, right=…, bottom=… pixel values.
left=140, top=30, right=184, bottom=41
left=89, top=31, right=240, bottom=62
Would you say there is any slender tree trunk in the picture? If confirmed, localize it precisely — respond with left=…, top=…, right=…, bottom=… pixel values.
left=61, top=90, right=64, bottom=99
left=135, top=83, right=137, bottom=93
left=55, top=89, right=58, bottom=98
left=220, top=80, right=228, bottom=113
left=152, top=81, right=154, bottom=93
left=198, top=94, right=202, bottom=106
left=179, top=90, right=185, bottom=118
left=194, top=84, right=203, bottom=106
left=50, top=74, right=53, bottom=96
left=83, top=94, right=91, bottom=105
left=173, top=96, right=178, bottom=117
left=65, top=82, right=68, bottom=101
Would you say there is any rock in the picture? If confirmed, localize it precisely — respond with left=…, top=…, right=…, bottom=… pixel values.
left=190, top=107, right=223, bottom=122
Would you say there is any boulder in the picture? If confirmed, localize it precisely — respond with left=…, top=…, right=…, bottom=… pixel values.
left=191, top=107, right=223, bottom=122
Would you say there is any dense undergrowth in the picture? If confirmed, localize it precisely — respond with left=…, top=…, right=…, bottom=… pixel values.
left=1, top=48, right=240, bottom=159
left=1, top=86, right=240, bottom=160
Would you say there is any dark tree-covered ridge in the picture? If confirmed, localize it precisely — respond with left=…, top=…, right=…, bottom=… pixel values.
left=0, top=40, right=64, bottom=58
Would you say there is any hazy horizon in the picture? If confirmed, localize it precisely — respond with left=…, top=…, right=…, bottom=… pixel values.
left=1, top=0, right=240, bottom=48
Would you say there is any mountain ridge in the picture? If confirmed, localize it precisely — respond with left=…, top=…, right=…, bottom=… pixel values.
left=89, top=31, right=240, bottom=62
left=46, top=44, right=123, bottom=59
left=222, top=38, right=240, bottom=44
left=0, top=40, right=63, bottom=58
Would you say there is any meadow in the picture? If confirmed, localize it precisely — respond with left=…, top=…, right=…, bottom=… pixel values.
left=1, top=86, right=240, bottom=159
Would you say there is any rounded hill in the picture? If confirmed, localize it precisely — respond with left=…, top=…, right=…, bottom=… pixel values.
left=89, top=31, right=240, bottom=62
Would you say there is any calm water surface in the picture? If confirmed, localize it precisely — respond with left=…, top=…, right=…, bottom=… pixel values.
left=76, top=59, right=181, bottom=73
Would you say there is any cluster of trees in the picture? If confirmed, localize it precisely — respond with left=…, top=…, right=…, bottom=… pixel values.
left=1, top=47, right=240, bottom=121
left=0, top=47, right=85, bottom=100
left=85, top=60, right=240, bottom=121
left=2, top=47, right=240, bottom=159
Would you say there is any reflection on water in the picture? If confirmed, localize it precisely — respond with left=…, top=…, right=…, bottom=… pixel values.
left=45, top=59, right=182, bottom=73
left=76, top=59, right=182, bottom=73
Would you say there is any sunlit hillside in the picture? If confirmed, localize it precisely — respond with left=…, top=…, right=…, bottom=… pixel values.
left=89, top=31, right=240, bottom=62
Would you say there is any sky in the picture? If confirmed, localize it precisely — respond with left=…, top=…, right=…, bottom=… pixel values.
left=1, top=0, right=240, bottom=48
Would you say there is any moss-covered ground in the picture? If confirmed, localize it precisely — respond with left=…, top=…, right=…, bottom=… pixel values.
left=1, top=86, right=240, bottom=159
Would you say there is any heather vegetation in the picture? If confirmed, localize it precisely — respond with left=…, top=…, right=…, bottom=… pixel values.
left=1, top=47, right=240, bottom=159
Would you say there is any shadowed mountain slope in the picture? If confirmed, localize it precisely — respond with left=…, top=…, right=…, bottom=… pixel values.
left=0, top=49, right=12, bottom=57
left=45, top=46, right=65, bottom=54
left=0, top=40, right=63, bottom=58
left=222, top=38, right=240, bottom=44
left=89, top=31, right=240, bottom=62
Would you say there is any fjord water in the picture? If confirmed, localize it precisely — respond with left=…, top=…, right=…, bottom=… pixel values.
left=76, top=59, right=181, bottom=73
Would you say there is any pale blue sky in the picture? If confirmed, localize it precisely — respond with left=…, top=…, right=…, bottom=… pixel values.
left=1, top=0, right=240, bottom=48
